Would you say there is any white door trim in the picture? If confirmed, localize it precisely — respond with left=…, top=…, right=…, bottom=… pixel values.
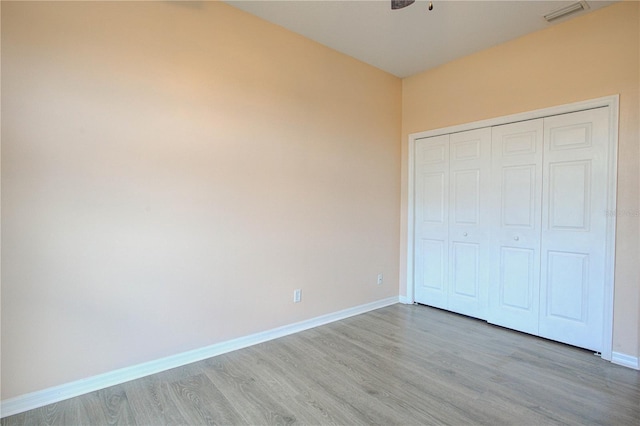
left=405, top=95, right=619, bottom=362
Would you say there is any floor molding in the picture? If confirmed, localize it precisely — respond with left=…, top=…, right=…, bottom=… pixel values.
left=611, top=351, right=640, bottom=370
left=398, top=295, right=413, bottom=304
left=1, top=296, right=399, bottom=418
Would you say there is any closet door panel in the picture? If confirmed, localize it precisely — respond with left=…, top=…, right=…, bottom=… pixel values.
left=501, top=165, right=536, bottom=227
left=539, top=108, right=609, bottom=352
left=416, top=239, right=446, bottom=294
left=488, top=119, right=543, bottom=335
left=545, top=251, right=589, bottom=321
left=451, top=242, right=480, bottom=296
left=447, top=128, right=491, bottom=319
left=548, top=161, right=591, bottom=231
left=414, top=135, right=449, bottom=309
left=499, top=247, right=535, bottom=310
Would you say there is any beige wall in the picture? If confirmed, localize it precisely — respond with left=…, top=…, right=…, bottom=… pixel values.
left=401, top=2, right=640, bottom=358
left=0, top=1, right=402, bottom=399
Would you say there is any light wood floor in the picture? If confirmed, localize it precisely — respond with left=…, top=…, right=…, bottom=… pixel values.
left=3, top=304, right=640, bottom=425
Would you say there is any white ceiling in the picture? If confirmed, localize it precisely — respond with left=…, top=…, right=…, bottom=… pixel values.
left=226, top=0, right=617, bottom=78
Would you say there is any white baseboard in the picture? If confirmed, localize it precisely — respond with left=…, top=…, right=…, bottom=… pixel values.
left=1, top=296, right=399, bottom=418
left=398, top=295, right=413, bottom=304
left=611, top=352, right=640, bottom=370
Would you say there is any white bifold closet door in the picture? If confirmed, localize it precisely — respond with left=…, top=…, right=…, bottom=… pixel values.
left=538, top=108, right=609, bottom=351
left=414, top=128, right=491, bottom=320
left=488, top=118, right=544, bottom=336
left=487, top=108, right=609, bottom=352
left=414, top=107, right=610, bottom=352
left=414, top=134, right=449, bottom=310
left=448, top=129, right=491, bottom=319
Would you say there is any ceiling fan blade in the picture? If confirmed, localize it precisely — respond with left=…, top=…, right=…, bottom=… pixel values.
left=391, top=0, right=415, bottom=10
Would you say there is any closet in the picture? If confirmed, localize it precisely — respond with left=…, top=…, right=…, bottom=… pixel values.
left=413, top=106, right=612, bottom=353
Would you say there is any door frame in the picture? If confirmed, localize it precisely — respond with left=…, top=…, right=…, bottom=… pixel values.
left=404, top=95, right=619, bottom=361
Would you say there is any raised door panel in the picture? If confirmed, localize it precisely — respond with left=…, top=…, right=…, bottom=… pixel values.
left=415, top=238, right=448, bottom=308
left=548, top=161, right=591, bottom=231
left=420, top=172, right=446, bottom=224
left=447, top=128, right=491, bottom=319
left=545, top=251, right=589, bottom=322
left=539, top=108, right=609, bottom=352
left=499, top=247, right=535, bottom=310
left=451, top=242, right=479, bottom=298
left=501, top=165, right=536, bottom=228
left=488, top=119, right=543, bottom=335
left=452, top=170, right=480, bottom=225
left=414, top=135, right=449, bottom=309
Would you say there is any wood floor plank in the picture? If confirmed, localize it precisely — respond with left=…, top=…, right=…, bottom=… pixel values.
left=122, top=370, right=196, bottom=425
left=17, top=396, right=93, bottom=426
left=296, top=328, right=493, bottom=424
left=288, top=326, right=487, bottom=425
left=3, top=304, right=639, bottom=425
left=0, top=413, right=25, bottom=426
left=262, top=337, right=416, bottom=425
left=241, top=343, right=373, bottom=425
left=167, top=372, right=246, bottom=425
left=224, top=346, right=339, bottom=424
left=201, top=352, right=301, bottom=425
left=78, top=384, right=137, bottom=425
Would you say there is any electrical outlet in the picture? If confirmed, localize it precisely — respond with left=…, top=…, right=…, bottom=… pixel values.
left=293, top=289, right=302, bottom=303
left=377, top=273, right=383, bottom=285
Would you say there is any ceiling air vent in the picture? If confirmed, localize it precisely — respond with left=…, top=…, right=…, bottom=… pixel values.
left=544, top=1, right=590, bottom=22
